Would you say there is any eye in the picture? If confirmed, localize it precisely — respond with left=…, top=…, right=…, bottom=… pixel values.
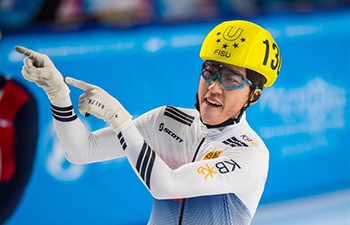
left=222, top=75, right=244, bottom=86
left=202, top=69, right=214, bottom=79
left=223, top=76, right=239, bottom=83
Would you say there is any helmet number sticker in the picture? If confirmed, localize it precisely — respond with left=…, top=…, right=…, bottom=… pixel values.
left=262, top=39, right=281, bottom=74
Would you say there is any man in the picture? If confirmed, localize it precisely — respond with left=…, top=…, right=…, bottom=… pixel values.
left=16, top=20, right=281, bottom=225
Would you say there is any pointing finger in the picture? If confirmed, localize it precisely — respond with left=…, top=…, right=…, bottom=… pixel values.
left=65, top=77, right=94, bottom=91
left=15, top=46, right=45, bottom=67
left=15, top=46, right=36, bottom=58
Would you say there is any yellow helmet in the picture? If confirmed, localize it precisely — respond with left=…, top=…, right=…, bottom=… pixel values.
left=200, top=20, right=281, bottom=87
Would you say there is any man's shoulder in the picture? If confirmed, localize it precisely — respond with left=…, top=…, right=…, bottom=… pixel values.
left=134, top=106, right=199, bottom=129
left=161, top=106, right=198, bottom=126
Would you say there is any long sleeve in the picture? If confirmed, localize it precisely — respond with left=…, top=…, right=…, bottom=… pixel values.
left=116, top=120, right=266, bottom=201
left=51, top=97, right=125, bottom=164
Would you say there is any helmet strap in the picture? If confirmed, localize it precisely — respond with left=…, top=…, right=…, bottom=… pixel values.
left=236, top=87, right=261, bottom=120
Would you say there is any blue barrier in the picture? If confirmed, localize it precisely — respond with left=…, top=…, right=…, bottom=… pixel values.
left=1, top=9, right=349, bottom=224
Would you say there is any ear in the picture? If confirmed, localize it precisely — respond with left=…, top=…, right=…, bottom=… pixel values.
left=250, top=89, right=262, bottom=105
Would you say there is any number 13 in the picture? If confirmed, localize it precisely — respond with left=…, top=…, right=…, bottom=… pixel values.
left=262, top=39, right=281, bottom=74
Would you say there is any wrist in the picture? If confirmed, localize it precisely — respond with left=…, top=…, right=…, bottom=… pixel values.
left=48, top=84, right=70, bottom=101
left=50, top=94, right=72, bottom=106
left=108, top=109, right=133, bottom=131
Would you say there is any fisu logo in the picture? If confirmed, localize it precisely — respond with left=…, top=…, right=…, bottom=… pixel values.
left=213, top=26, right=245, bottom=58
left=222, top=26, right=244, bottom=41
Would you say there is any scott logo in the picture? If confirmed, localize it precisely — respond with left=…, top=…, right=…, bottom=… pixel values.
left=159, top=123, right=183, bottom=143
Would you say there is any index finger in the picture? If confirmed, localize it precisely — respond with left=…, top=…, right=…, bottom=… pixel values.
left=15, top=46, right=37, bottom=59
left=15, top=46, right=45, bottom=67
left=65, top=77, right=94, bottom=91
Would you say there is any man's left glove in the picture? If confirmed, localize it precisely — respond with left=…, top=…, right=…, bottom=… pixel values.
left=65, top=77, right=132, bottom=130
left=15, top=46, right=70, bottom=101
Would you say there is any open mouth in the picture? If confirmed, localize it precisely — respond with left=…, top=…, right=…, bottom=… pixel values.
left=205, top=98, right=222, bottom=107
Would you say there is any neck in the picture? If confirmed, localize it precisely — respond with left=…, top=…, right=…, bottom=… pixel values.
left=200, top=116, right=241, bottom=129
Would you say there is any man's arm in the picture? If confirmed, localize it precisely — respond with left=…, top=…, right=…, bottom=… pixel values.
left=66, top=77, right=266, bottom=201
left=52, top=97, right=125, bottom=164
left=15, top=46, right=125, bottom=164
left=117, top=120, right=265, bottom=200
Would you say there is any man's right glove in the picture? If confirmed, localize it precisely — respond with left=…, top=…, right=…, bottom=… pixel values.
left=15, top=46, right=70, bottom=101
left=65, top=77, right=132, bottom=131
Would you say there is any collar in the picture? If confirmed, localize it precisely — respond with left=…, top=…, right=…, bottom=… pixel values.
left=199, top=116, right=240, bottom=129
left=197, top=111, right=247, bottom=139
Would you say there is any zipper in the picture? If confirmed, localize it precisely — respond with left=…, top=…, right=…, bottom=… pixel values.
left=178, top=137, right=206, bottom=225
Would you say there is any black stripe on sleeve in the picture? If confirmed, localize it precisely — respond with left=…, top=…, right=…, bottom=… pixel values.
left=167, top=106, right=195, bottom=120
left=222, top=136, right=249, bottom=148
left=50, top=104, right=73, bottom=111
left=52, top=113, right=78, bottom=122
left=140, top=146, right=152, bottom=179
left=222, top=140, right=230, bottom=146
left=117, top=132, right=127, bottom=151
left=164, top=112, right=192, bottom=126
left=231, top=136, right=248, bottom=147
left=51, top=108, right=73, bottom=117
left=136, top=142, right=147, bottom=172
left=145, top=150, right=156, bottom=189
left=164, top=106, right=194, bottom=127
left=51, top=104, right=77, bottom=122
left=165, top=109, right=193, bottom=123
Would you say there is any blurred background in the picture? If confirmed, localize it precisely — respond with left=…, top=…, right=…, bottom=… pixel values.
left=0, top=0, right=349, bottom=224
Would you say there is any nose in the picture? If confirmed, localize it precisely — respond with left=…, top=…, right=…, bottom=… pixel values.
left=208, top=76, right=223, bottom=94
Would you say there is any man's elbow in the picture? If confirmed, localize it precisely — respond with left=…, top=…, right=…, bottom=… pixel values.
left=65, top=154, right=88, bottom=165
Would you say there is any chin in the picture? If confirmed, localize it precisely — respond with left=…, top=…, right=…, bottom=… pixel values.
left=200, top=114, right=223, bottom=126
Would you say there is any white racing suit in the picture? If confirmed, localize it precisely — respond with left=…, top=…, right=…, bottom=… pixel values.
left=52, top=97, right=269, bottom=225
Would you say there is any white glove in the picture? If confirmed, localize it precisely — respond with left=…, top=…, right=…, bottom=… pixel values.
left=65, top=77, right=132, bottom=130
left=15, top=46, right=70, bottom=101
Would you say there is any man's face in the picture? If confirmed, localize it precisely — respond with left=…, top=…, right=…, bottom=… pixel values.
left=197, top=62, right=252, bottom=126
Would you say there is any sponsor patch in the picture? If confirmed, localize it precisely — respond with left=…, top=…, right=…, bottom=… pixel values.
left=203, top=150, right=222, bottom=160
left=215, top=159, right=241, bottom=174
left=240, top=134, right=258, bottom=147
